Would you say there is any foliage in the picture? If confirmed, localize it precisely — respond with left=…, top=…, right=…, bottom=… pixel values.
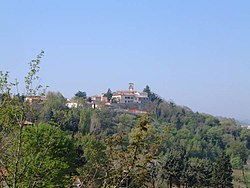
left=162, top=147, right=187, bottom=187
left=75, top=134, right=107, bottom=187
left=13, top=124, right=76, bottom=187
left=75, top=91, right=87, bottom=99
left=143, top=85, right=159, bottom=102
left=103, top=115, right=160, bottom=187
left=1, top=58, right=250, bottom=187
left=103, top=88, right=112, bottom=102
left=24, top=50, right=48, bottom=96
left=212, top=152, right=233, bottom=187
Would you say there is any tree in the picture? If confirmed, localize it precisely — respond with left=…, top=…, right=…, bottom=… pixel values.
left=143, top=85, right=151, bottom=94
left=143, top=85, right=159, bottom=102
left=227, top=141, right=248, bottom=164
left=79, top=108, right=93, bottom=135
left=103, top=115, right=160, bottom=187
left=212, top=151, right=233, bottom=188
left=75, top=91, right=87, bottom=99
left=0, top=51, right=47, bottom=188
left=204, top=116, right=221, bottom=127
left=0, top=92, right=27, bottom=188
left=44, top=91, right=66, bottom=111
left=15, top=124, right=76, bottom=187
left=60, top=108, right=80, bottom=133
left=24, top=50, right=48, bottom=96
left=162, top=147, right=187, bottom=188
left=230, top=156, right=242, bottom=169
left=41, top=91, right=67, bottom=123
left=104, top=88, right=112, bottom=102
left=182, top=158, right=213, bottom=187
left=75, top=134, right=107, bottom=187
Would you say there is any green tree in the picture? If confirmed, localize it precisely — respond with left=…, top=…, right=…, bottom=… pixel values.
left=143, top=85, right=159, bottom=102
left=182, top=158, right=213, bottom=187
left=230, top=156, right=242, bottom=169
left=60, top=108, right=80, bottom=133
left=103, top=115, right=160, bottom=187
left=212, top=152, right=233, bottom=188
left=227, top=141, right=248, bottom=164
left=0, top=93, right=27, bottom=188
left=24, top=50, right=48, bottom=96
left=104, top=88, right=112, bottom=102
left=41, top=91, right=67, bottom=123
left=44, top=91, right=66, bottom=111
left=79, top=108, right=93, bottom=135
left=75, top=91, right=87, bottom=99
left=15, top=124, right=76, bottom=187
left=162, top=147, right=187, bottom=188
left=75, top=134, right=107, bottom=187
left=204, top=116, right=220, bottom=127
left=0, top=51, right=48, bottom=188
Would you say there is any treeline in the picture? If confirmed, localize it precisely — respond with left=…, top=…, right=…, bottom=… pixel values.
left=37, top=91, right=249, bottom=187
left=0, top=52, right=250, bottom=187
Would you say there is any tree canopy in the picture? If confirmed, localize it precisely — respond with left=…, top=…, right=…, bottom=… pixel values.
left=74, top=91, right=87, bottom=99
left=0, top=54, right=250, bottom=187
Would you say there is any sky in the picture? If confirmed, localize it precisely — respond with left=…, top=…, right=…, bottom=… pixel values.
left=1, top=1, right=250, bottom=120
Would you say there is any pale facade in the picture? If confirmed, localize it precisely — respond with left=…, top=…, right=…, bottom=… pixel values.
left=25, top=96, right=46, bottom=105
left=66, top=101, right=78, bottom=108
left=111, top=83, right=149, bottom=104
left=91, top=94, right=108, bottom=103
left=91, top=95, right=102, bottom=102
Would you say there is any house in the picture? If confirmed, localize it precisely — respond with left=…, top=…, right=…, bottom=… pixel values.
left=25, top=96, right=46, bottom=105
left=101, top=95, right=108, bottom=103
left=25, top=96, right=46, bottom=111
left=91, top=94, right=108, bottom=104
left=66, top=99, right=79, bottom=108
left=91, top=95, right=102, bottom=102
left=111, top=83, right=149, bottom=104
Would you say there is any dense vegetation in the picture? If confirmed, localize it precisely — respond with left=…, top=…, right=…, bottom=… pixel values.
left=0, top=52, right=250, bottom=187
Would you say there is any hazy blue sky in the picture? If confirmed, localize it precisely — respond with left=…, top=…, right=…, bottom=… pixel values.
left=1, top=1, right=250, bottom=120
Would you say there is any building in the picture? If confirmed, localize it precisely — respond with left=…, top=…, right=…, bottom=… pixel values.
left=25, top=96, right=46, bottom=105
left=91, top=95, right=102, bottom=102
left=66, top=100, right=79, bottom=108
left=25, top=96, right=46, bottom=111
left=90, top=94, right=108, bottom=104
left=66, top=98, right=87, bottom=108
left=111, top=83, right=149, bottom=104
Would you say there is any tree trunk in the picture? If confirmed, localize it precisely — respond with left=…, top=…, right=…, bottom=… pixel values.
left=13, top=125, right=23, bottom=188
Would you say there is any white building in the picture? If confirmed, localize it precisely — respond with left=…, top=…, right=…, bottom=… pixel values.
left=66, top=99, right=78, bottom=108
left=111, top=83, right=149, bottom=104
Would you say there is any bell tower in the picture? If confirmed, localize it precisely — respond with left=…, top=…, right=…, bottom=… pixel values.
left=128, top=83, right=134, bottom=91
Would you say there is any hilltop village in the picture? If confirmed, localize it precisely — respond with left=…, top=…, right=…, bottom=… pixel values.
left=24, top=83, right=152, bottom=115
left=2, top=75, right=250, bottom=187
left=66, top=83, right=149, bottom=108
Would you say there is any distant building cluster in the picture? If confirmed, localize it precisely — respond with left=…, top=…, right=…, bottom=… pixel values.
left=66, top=83, right=150, bottom=108
left=25, top=96, right=46, bottom=109
left=88, top=83, right=149, bottom=105
left=90, top=95, right=108, bottom=103
left=25, top=83, right=149, bottom=110
left=111, top=83, right=149, bottom=104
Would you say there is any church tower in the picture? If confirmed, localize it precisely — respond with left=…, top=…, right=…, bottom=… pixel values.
left=128, top=83, right=134, bottom=91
